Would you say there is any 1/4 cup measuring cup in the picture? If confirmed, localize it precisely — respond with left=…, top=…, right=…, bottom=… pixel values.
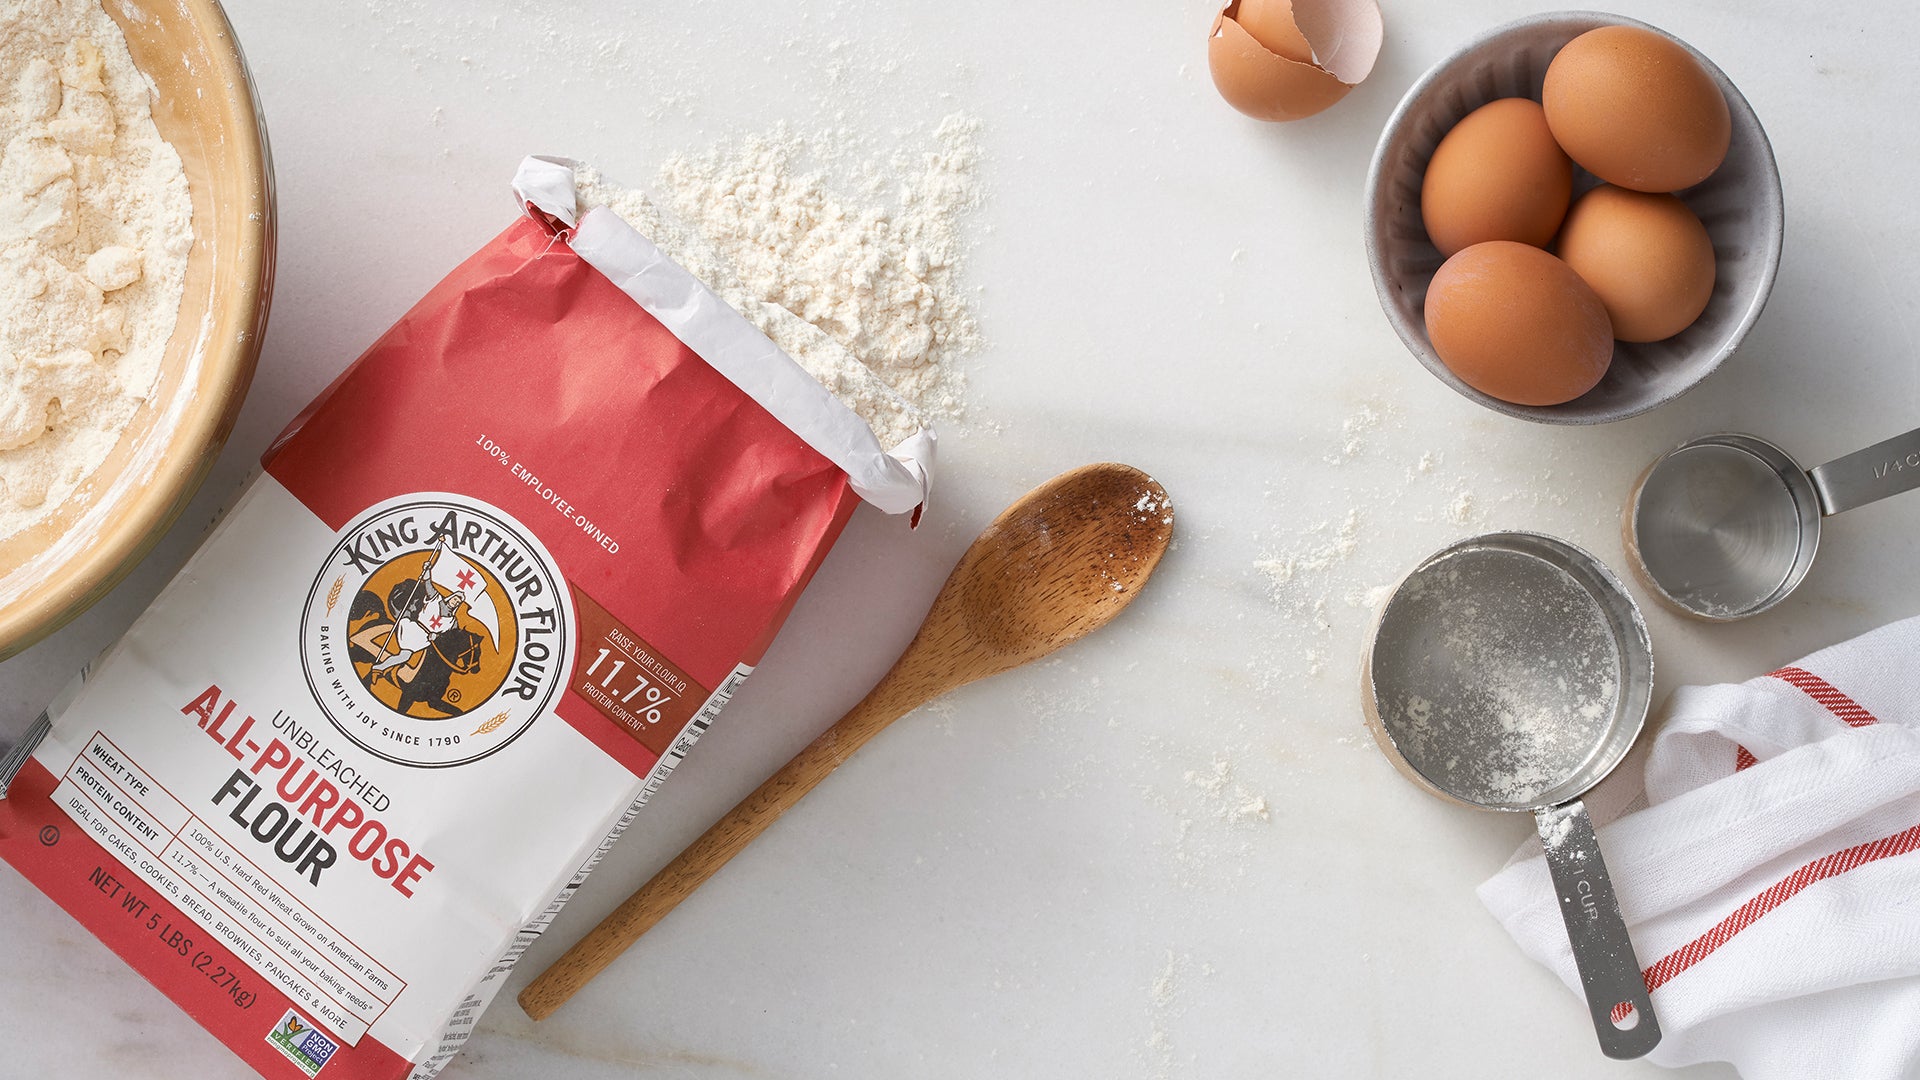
left=1362, top=532, right=1661, bottom=1059
left=1626, top=427, right=1920, bottom=620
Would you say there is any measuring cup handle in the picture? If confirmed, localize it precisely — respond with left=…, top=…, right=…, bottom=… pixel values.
left=1807, top=426, right=1920, bottom=516
left=1535, top=800, right=1661, bottom=1059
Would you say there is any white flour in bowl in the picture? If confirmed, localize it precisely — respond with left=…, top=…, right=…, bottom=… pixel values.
left=0, top=0, right=192, bottom=538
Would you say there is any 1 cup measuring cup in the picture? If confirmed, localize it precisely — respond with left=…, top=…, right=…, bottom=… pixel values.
left=1626, top=427, right=1920, bottom=620
left=1362, top=532, right=1660, bottom=1059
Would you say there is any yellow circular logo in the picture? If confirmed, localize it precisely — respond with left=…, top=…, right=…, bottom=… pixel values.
left=346, top=547, right=519, bottom=719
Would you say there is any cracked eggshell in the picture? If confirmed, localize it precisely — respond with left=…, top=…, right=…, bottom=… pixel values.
left=1208, top=0, right=1384, bottom=123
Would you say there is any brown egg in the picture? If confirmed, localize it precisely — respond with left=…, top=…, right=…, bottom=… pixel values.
left=1420, top=98, right=1573, bottom=257
left=1424, top=241, right=1613, bottom=406
left=1557, top=185, right=1715, bottom=342
left=1207, top=0, right=1383, bottom=123
left=1542, top=26, right=1731, bottom=193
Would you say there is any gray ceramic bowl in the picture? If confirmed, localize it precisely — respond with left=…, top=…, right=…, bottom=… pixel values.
left=1364, top=11, right=1783, bottom=425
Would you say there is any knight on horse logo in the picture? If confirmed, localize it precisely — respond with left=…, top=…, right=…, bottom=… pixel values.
left=300, top=494, right=571, bottom=767
left=348, top=539, right=514, bottom=718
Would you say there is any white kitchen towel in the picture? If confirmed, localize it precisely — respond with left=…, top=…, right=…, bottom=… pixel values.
left=1479, top=615, right=1920, bottom=1079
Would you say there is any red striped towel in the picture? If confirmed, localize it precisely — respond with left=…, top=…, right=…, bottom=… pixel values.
left=1480, top=616, right=1920, bottom=1078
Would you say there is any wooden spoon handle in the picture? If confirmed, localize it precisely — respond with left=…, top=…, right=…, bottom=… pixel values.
left=517, top=661, right=935, bottom=1020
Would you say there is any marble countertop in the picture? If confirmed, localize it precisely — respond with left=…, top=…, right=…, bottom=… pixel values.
left=4, top=0, right=1916, bottom=1076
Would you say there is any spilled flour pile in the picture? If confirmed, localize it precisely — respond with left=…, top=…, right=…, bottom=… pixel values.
left=574, top=115, right=983, bottom=447
left=0, top=0, right=192, bottom=538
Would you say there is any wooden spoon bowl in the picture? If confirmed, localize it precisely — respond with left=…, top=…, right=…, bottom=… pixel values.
left=947, top=463, right=1173, bottom=664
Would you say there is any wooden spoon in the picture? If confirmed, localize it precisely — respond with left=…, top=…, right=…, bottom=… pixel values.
left=519, top=462, right=1174, bottom=1020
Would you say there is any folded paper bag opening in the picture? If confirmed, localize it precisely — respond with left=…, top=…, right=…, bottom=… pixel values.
left=1479, top=615, right=1920, bottom=1080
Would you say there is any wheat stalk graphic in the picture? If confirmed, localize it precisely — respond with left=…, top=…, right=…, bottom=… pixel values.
left=472, top=711, right=509, bottom=737
left=325, top=576, right=345, bottom=616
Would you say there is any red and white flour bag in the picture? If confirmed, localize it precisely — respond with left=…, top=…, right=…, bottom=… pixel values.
left=0, top=157, right=933, bottom=1079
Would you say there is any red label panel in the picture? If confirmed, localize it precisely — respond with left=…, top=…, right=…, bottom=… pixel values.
left=568, top=586, right=708, bottom=758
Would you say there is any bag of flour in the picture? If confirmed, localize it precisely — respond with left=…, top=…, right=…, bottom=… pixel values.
left=0, top=158, right=932, bottom=1079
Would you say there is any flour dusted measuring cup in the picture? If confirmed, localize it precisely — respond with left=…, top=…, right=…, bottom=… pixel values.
left=1362, top=532, right=1660, bottom=1059
left=1626, top=427, right=1920, bottom=620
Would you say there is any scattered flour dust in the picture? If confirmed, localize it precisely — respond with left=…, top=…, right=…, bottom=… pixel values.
left=1252, top=509, right=1361, bottom=676
left=1445, top=487, right=1477, bottom=525
left=1183, top=757, right=1270, bottom=824
left=573, top=114, right=984, bottom=448
left=1324, top=402, right=1383, bottom=465
left=1138, top=736, right=1275, bottom=894
left=0, top=0, right=191, bottom=538
left=1140, top=949, right=1216, bottom=1079
left=1143, top=950, right=1183, bottom=1076
left=1254, top=508, right=1360, bottom=594
left=1346, top=582, right=1393, bottom=612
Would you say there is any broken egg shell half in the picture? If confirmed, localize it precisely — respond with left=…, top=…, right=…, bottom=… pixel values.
left=1208, top=0, right=1383, bottom=123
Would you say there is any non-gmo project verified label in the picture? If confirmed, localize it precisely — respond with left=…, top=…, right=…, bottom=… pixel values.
left=267, top=1009, right=338, bottom=1077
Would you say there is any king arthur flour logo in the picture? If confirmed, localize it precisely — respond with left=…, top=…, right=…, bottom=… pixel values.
left=300, top=493, right=572, bottom=767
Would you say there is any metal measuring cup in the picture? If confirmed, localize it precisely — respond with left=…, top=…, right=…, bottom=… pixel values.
left=1362, top=532, right=1660, bottom=1059
left=1625, top=427, right=1920, bottom=620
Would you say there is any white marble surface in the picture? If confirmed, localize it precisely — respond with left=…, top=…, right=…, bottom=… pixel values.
left=3, top=0, right=1917, bottom=1076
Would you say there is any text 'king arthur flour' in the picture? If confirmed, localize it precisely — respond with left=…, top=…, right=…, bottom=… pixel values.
left=0, top=158, right=933, bottom=1080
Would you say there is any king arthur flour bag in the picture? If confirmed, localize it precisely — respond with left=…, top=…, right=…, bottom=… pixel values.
left=0, top=158, right=933, bottom=1079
